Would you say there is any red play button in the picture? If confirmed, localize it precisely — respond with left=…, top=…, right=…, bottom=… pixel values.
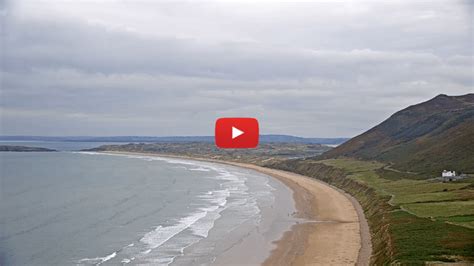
left=215, top=118, right=259, bottom=149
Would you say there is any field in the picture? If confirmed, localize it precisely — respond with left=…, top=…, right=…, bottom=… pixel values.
left=319, top=158, right=474, bottom=263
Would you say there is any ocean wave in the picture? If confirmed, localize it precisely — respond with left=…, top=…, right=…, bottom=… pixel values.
left=189, top=167, right=211, bottom=172
left=82, top=152, right=223, bottom=173
left=140, top=188, right=230, bottom=245
left=190, top=207, right=223, bottom=238
left=140, top=211, right=208, bottom=249
left=77, top=251, right=117, bottom=265
left=75, top=151, right=271, bottom=265
left=74, top=151, right=102, bottom=155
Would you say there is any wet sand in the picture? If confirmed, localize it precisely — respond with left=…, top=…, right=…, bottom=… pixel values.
left=102, top=152, right=371, bottom=265
left=237, top=164, right=372, bottom=266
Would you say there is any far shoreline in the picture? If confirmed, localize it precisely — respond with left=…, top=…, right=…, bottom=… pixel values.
left=97, top=151, right=372, bottom=265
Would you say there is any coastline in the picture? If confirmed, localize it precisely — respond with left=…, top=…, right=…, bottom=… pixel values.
left=100, top=151, right=371, bottom=265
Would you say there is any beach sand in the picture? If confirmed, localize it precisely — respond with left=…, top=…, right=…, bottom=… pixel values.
left=102, top=152, right=371, bottom=265
left=232, top=163, right=372, bottom=266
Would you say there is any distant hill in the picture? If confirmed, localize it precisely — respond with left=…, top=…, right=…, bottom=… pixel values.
left=260, top=135, right=347, bottom=144
left=0, top=145, right=56, bottom=152
left=0, top=135, right=348, bottom=145
left=321, top=94, right=474, bottom=176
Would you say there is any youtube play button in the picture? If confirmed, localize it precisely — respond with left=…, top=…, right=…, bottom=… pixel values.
left=232, top=127, right=244, bottom=139
left=215, top=118, right=259, bottom=149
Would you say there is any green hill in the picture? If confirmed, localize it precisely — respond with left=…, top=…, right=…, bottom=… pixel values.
left=321, top=94, right=474, bottom=176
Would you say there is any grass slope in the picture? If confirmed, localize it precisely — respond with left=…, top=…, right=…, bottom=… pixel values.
left=269, top=157, right=474, bottom=264
left=321, top=94, right=474, bottom=176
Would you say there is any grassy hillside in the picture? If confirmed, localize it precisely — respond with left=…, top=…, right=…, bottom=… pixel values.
left=268, top=158, right=474, bottom=264
left=321, top=94, right=474, bottom=176
left=270, top=95, right=474, bottom=264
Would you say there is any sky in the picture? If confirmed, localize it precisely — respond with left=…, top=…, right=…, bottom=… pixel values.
left=1, top=0, right=473, bottom=137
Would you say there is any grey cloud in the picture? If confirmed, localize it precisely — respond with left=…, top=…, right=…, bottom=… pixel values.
left=1, top=0, right=473, bottom=137
left=4, top=18, right=472, bottom=81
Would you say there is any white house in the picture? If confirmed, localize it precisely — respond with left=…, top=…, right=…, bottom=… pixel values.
left=442, top=170, right=456, bottom=177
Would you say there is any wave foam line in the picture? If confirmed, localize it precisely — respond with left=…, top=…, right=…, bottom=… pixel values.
left=77, top=251, right=117, bottom=265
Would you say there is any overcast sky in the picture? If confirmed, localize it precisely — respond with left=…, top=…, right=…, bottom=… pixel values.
left=1, top=0, right=473, bottom=137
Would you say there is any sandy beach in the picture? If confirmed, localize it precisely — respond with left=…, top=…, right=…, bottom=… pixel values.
left=103, top=151, right=371, bottom=265
left=233, top=163, right=372, bottom=266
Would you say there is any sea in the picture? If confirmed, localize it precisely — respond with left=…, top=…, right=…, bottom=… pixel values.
left=0, top=141, right=296, bottom=265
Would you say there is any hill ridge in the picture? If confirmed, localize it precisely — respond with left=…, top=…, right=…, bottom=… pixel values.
left=321, top=93, right=474, bottom=176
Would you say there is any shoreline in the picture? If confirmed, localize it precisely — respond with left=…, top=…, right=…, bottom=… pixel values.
left=99, top=151, right=371, bottom=265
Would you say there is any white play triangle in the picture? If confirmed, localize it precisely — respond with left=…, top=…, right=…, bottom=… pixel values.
left=232, top=126, right=244, bottom=139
